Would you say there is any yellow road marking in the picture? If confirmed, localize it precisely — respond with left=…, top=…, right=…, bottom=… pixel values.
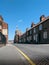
left=14, top=45, right=36, bottom=65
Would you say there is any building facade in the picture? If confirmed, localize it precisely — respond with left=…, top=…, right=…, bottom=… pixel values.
left=0, top=16, right=8, bottom=44
left=14, top=29, right=22, bottom=43
left=14, top=15, right=49, bottom=44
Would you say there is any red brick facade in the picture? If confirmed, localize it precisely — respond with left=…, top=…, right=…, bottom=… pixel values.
left=0, top=16, right=8, bottom=44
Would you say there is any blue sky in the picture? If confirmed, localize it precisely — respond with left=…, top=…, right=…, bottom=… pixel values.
left=0, top=0, right=49, bottom=40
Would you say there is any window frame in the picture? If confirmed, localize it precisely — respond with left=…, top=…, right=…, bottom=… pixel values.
left=30, top=30, right=32, bottom=35
left=33, top=34, right=38, bottom=42
left=2, top=29, right=8, bottom=35
left=34, top=28, right=36, bottom=33
left=43, top=31, right=47, bottom=39
left=0, top=25, right=2, bottom=29
left=39, top=24, right=42, bottom=30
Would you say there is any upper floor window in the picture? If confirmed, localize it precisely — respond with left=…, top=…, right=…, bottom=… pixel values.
left=24, top=34, right=25, bottom=38
left=27, top=32, right=28, bottom=35
left=2, top=29, right=8, bottom=35
left=39, top=24, right=42, bottom=30
left=30, top=30, right=32, bottom=34
left=43, top=31, right=47, bottom=39
left=34, top=28, right=36, bottom=33
left=33, top=35, right=36, bottom=40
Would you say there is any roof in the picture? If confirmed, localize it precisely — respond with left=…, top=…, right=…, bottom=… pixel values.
left=22, top=16, right=49, bottom=35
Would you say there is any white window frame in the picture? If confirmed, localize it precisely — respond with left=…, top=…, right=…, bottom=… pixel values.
left=36, top=34, right=38, bottom=42
left=33, top=34, right=38, bottom=42
left=43, top=31, right=47, bottom=39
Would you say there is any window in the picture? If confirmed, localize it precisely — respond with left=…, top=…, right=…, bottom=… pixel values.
left=39, top=24, right=42, bottom=30
left=27, top=36, right=31, bottom=42
left=30, top=30, right=32, bottom=34
left=24, top=38, right=26, bottom=42
left=34, top=28, right=36, bottom=33
left=33, top=34, right=38, bottom=42
left=0, top=36, right=1, bottom=40
left=27, top=32, right=28, bottom=35
left=0, top=25, right=2, bottom=29
left=43, top=31, right=47, bottom=39
left=33, top=35, right=36, bottom=40
left=29, top=36, right=32, bottom=40
left=27, top=37, right=29, bottom=41
left=36, top=34, right=38, bottom=42
left=2, top=29, right=8, bottom=35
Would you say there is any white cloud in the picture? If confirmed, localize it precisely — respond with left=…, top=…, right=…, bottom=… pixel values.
left=18, top=19, right=23, bottom=23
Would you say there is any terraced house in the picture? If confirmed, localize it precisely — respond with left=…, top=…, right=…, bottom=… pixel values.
left=14, top=15, right=49, bottom=44
left=0, top=16, right=8, bottom=44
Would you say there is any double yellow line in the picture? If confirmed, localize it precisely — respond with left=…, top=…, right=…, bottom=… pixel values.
left=14, top=45, right=36, bottom=65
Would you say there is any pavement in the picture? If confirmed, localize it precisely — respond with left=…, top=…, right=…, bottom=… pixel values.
left=0, top=44, right=5, bottom=47
left=0, top=43, right=49, bottom=65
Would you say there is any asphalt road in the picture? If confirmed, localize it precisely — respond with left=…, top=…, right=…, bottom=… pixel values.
left=0, top=44, right=30, bottom=65
left=14, top=43, right=49, bottom=65
left=0, top=43, right=49, bottom=65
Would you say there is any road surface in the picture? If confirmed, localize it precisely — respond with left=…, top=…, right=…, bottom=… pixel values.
left=0, top=43, right=49, bottom=65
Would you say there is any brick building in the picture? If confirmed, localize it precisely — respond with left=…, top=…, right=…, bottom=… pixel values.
left=18, top=15, right=49, bottom=44
left=0, top=15, right=8, bottom=44
left=14, top=29, right=22, bottom=43
left=14, top=15, right=49, bottom=44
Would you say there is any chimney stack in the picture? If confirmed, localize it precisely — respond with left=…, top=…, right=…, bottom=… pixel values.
left=40, top=15, right=46, bottom=22
left=31, top=22, right=35, bottom=27
left=26, top=28, right=29, bottom=31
